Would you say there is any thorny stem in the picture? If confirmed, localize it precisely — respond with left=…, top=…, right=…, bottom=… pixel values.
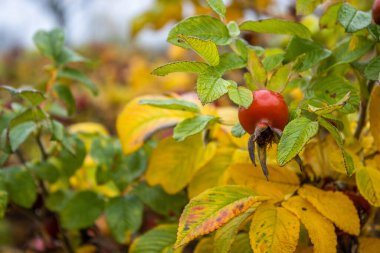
left=354, top=81, right=375, bottom=140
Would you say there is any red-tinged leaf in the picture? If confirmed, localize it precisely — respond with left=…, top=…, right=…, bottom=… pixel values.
left=175, top=185, right=269, bottom=247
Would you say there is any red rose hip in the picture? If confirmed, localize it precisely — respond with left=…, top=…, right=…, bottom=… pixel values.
left=238, top=89, right=297, bottom=179
left=238, top=89, right=289, bottom=134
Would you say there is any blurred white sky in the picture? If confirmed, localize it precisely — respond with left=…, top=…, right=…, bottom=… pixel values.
left=0, top=0, right=163, bottom=51
left=0, top=0, right=291, bottom=52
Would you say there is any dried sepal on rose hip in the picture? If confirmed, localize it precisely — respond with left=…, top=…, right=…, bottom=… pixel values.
left=238, top=89, right=302, bottom=179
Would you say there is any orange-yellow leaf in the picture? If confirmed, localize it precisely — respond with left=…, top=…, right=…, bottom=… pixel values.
left=282, top=196, right=337, bottom=253
left=146, top=134, right=209, bottom=194
left=356, top=166, right=380, bottom=206
left=175, top=185, right=269, bottom=247
left=229, top=163, right=300, bottom=200
left=369, top=81, right=380, bottom=151
left=359, top=237, right=380, bottom=253
left=116, top=95, right=194, bottom=154
left=188, top=147, right=235, bottom=198
left=298, top=185, right=360, bottom=235
left=250, top=204, right=299, bottom=253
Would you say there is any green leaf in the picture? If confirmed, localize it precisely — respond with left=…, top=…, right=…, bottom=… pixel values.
left=54, top=137, right=86, bottom=178
left=46, top=190, right=73, bottom=212
left=319, top=36, right=373, bottom=72
left=105, top=195, right=143, bottom=243
left=214, top=206, right=256, bottom=253
left=262, top=53, right=284, bottom=71
left=235, top=38, right=264, bottom=60
left=267, top=64, right=291, bottom=92
left=293, top=48, right=331, bottom=72
left=60, top=191, right=105, bottom=229
left=364, top=56, right=380, bottom=81
left=368, top=24, right=380, bottom=42
left=175, top=185, right=268, bottom=247
left=227, top=21, right=240, bottom=37
left=32, top=161, right=60, bottom=183
left=130, top=224, right=179, bottom=253
left=58, top=68, right=98, bottom=95
left=168, top=15, right=230, bottom=47
left=230, top=233, right=253, bottom=253
left=139, top=98, right=200, bottom=113
left=0, top=190, right=7, bottom=219
left=296, top=0, right=322, bottom=15
left=56, top=47, right=86, bottom=65
left=206, top=0, right=226, bottom=17
left=173, top=115, right=216, bottom=141
left=111, top=146, right=149, bottom=190
left=318, top=117, right=355, bottom=175
left=197, top=70, right=230, bottom=104
left=215, top=53, right=246, bottom=73
left=308, top=92, right=351, bottom=115
left=9, top=108, right=46, bottom=128
left=277, top=117, right=319, bottom=166
left=337, top=3, right=372, bottom=33
left=247, top=48, right=267, bottom=87
left=320, top=3, right=342, bottom=29
left=33, top=28, right=64, bottom=61
left=283, top=37, right=331, bottom=71
left=231, top=123, right=246, bottom=137
left=1, top=166, right=37, bottom=208
left=1, top=85, right=45, bottom=106
left=54, top=84, right=76, bottom=115
left=9, top=121, right=37, bottom=151
left=178, top=35, right=220, bottom=66
left=240, top=19, right=311, bottom=39
left=133, top=182, right=188, bottom=216
left=307, top=75, right=359, bottom=113
left=152, top=61, right=209, bottom=76
left=227, top=84, right=253, bottom=108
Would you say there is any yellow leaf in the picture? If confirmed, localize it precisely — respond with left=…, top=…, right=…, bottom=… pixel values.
left=76, top=245, right=97, bottom=253
left=369, top=84, right=380, bottom=151
left=69, top=122, right=109, bottom=136
left=175, top=185, right=269, bottom=247
left=298, top=185, right=360, bottom=235
left=146, top=134, right=206, bottom=194
left=196, top=141, right=218, bottom=170
left=356, top=166, right=380, bottom=206
left=116, top=95, right=194, bottom=154
left=282, top=196, right=337, bottom=253
left=188, top=147, right=235, bottom=198
left=359, top=237, right=380, bottom=253
left=324, top=135, right=347, bottom=174
left=250, top=204, right=299, bottom=253
left=229, top=163, right=300, bottom=200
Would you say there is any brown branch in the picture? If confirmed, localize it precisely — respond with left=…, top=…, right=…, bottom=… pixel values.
left=354, top=81, right=375, bottom=139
